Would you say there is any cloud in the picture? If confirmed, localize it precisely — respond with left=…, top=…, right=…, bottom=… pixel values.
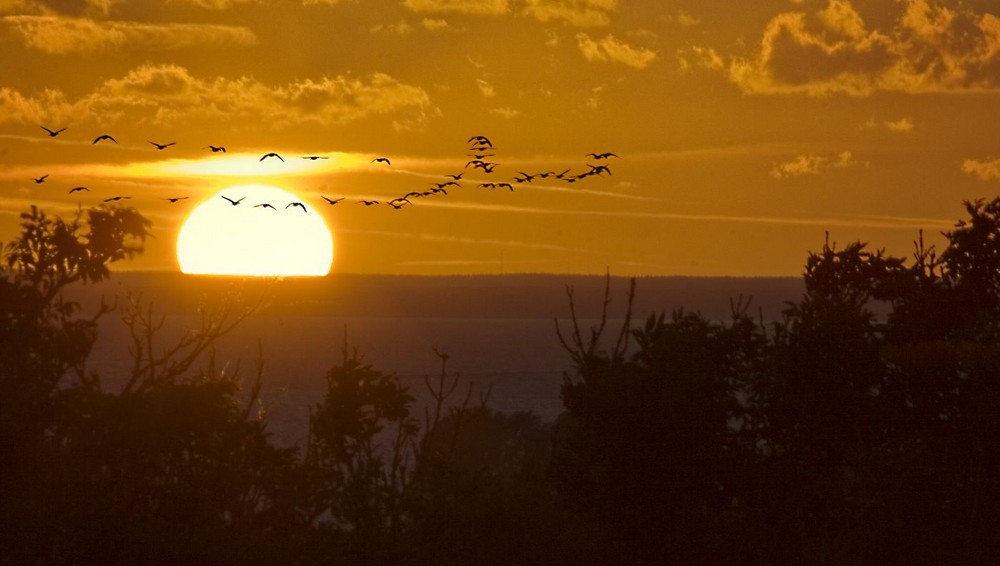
left=2, top=15, right=258, bottom=53
left=859, top=116, right=916, bottom=133
left=521, top=0, right=617, bottom=27
left=885, top=117, right=914, bottom=133
left=770, top=150, right=863, bottom=178
left=403, top=0, right=509, bottom=15
left=489, top=106, right=519, bottom=119
left=0, top=64, right=432, bottom=129
left=664, top=9, right=699, bottom=27
left=677, top=45, right=724, bottom=72
left=370, top=20, right=414, bottom=34
left=475, top=78, right=496, bottom=97
left=962, top=158, right=1000, bottom=181
left=401, top=0, right=616, bottom=26
left=167, top=0, right=260, bottom=8
left=728, top=0, right=1000, bottom=96
left=577, top=33, right=656, bottom=68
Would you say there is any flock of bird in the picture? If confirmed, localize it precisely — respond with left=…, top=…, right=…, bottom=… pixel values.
left=31, top=125, right=619, bottom=212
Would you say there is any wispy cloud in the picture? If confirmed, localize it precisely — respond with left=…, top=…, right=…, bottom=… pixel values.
left=0, top=64, right=432, bottom=129
left=401, top=0, right=616, bottom=26
left=728, top=0, right=1000, bottom=96
left=961, top=157, right=1000, bottom=181
left=399, top=196, right=953, bottom=230
left=521, top=0, right=617, bottom=27
left=403, top=0, right=509, bottom=16
left=577, top=33, right=656, bottom=68
left=166, top=0, right=261, bottom=8
left=770, top=150, right=864, bottom=179
left=2, top=15, right=257, bottom=54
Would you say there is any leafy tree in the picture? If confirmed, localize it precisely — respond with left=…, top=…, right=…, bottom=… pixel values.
left=0, top=205, right=149, bottom=467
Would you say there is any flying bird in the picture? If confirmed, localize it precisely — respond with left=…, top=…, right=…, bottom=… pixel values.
left=371, top=157, right=391, bottom=165
left=93, top=134, right=118, bottom=144
left=321, top=196, right=345, bottom=205
left=586, top=164, right=612, bottom=176
left=445, top=173, right=463, bottom=180
left=254, top=203, right=276, bottom=210
left=222, top=195, right=245, bottom=206
left=468, top=135, right=493, bottom=147
left=103, top=196, right=131, bottom=202
left=33, top=174, right=49, bottom=184
left=149, top=141, right=176, bottom=150
left=358, top=200, right=380, bottom=206
left=302, top=156, right=328, bottom=160
left=286, top=202, right=307, bottom=212
left=260, top=152, right=284, bottom=162
left=205, top=145, right=227, bottom=153
left=586, top=152, right=620, bottom=160
left=40, top=126, right=67, bottom=137
left=68, top=187, right=89, bottom=194
left=163, top=197, right=189, bottom=203
left=434, top=181, right=460, bottom=189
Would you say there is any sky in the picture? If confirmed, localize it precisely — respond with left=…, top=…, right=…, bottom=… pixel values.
left=1, top=0, right=1000, bottom=276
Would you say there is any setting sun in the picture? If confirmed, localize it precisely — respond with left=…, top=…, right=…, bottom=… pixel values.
left=177, top=184, right=333, bottom=276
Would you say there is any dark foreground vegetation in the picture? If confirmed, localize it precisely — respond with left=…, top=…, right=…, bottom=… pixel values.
left=3, top=200, right=1000, bottom=564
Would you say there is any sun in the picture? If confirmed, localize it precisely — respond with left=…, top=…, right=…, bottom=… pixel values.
left=177, top=184, right=333, bottom=276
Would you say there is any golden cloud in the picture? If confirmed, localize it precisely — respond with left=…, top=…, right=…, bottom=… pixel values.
left=577, top=32, right=656, bottom=69
left=962, top=158, right=1000, bottom=181
left=403, top=0, right=509, bottom=15
left=770, top=150, right=863, bottom=179
left=0, top=64, right=432, bottom=128
left=521, top=0, right=617, bottom=27
left=729, top=0, right=1000, bottom=96
left=2, top=15, right=258, bottom=53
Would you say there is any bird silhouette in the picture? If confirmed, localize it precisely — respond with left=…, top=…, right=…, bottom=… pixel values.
left=260, top=152, right=284, bottom=162
left=163, top=197, right=189, bottom=203
left=321, top=196, right=345, bottom=205
left=358, top=200, right=380, bottom=206
left=205, top=145, right=227, bottom=153
left=302, top=156, right=328, bottom=160
left=93, top=134, right=118, bottom=144
left=222, top=195, right=245, bottom=206
left=149, top=141, right=176, bottom=150
left=445, top=173, right=463, bottom=180
left=41, top=126, right=67, bottom=137
left=434, top=181, right=460, bottom=189
left=286, top=202, right=307, bottom=212
left=33, top=174, right=49, bottom=184
left=496, top=182, right=514, bottom=191
left=586, top=152, right=620, bottom=160
left=103, top=196, right=131, bottom=202
left=468, top=135, right=493, bottom=147
left=68, top=187, right=89, bottom=194
left=254, top=203, right=276, bottom=210
left=371, top=157, right=391, bottom=165
left=586, top=164, right=612, bottom=176
left=387, top=201, right=409, bottom=210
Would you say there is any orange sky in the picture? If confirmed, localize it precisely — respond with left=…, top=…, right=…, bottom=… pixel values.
left=2, top=0, right=999, bottom=276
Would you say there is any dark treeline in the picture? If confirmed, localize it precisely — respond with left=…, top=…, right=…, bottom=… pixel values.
left=3, top=200, right=1000, bottom=564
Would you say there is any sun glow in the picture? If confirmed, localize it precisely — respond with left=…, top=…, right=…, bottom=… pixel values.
left=177, top=184, right=333, bottom=276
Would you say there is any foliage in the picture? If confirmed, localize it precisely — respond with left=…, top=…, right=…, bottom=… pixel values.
left=6, top=197, right=1000, bottom=563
